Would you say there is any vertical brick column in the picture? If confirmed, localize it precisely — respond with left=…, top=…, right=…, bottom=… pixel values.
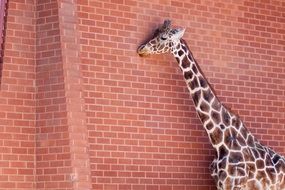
left=35, top=0, right=73, bottom=189
left=0, top=0, right=36, bottom=189
left=58, top=0, right=91, bottom=189
left=36, top=0, right=91, bottom=189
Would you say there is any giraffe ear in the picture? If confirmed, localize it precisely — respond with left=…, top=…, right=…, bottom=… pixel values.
left=172, top=28, right=186, bottom=39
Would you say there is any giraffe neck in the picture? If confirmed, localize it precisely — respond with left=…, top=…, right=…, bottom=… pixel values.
left=172, top=39, right=232, bottom=149
left=168, top=39, right=285, bottom=190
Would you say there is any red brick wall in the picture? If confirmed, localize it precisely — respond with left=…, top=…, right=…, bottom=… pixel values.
left=78, top=0, right=284, bottom=190
left=0, top=0, right=284, bottom=190
left=0, top=0, right=36, bottom=189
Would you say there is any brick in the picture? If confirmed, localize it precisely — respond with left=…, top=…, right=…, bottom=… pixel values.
left=0, top=0, right=284, bottom=190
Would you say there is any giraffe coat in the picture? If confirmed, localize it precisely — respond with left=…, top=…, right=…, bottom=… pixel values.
left=138, top=20, right=285, bottom=190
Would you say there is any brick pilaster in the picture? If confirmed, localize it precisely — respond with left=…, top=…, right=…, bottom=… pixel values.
left=58, top=1, right=91, bottom=189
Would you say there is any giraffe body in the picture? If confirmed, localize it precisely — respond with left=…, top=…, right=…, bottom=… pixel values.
left=137, top=20, right=285, bottom=190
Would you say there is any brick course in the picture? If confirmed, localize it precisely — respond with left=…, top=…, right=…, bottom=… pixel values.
left=0, top=0, right=284, bottom=189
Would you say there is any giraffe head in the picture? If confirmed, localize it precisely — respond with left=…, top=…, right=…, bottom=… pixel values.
left=137, top=20, right=185, bottom=57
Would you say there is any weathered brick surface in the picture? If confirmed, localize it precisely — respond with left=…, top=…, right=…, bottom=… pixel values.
left=78, top=0, right=284, bottom=189
left=0, top=0, right=284, bottom=189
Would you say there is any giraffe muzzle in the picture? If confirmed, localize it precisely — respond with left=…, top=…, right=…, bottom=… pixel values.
left=137, top=45, right=150, bottom=57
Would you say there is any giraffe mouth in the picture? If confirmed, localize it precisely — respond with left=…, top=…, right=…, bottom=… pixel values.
left=137, top=45, right=150, bottom=57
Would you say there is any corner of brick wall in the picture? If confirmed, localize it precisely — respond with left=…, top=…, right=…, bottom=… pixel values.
left=36, top=0, right=91, bottom=189
left=0, top=0, right=37, bottom=189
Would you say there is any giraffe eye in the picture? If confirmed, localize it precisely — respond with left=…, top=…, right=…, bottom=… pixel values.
left=161, top=36, right=167, bottom=40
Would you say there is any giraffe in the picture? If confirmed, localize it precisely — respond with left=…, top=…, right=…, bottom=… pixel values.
left=137, top=20, right=285, bottom=190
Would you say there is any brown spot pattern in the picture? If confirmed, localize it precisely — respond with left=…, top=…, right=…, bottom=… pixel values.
left=200, top=101, right=210, bottom=112
left=205, top=121, right=214, bottom=130
left=189, top=76, right=199, bottom=90
left=192, top=64, right=198, bottom=74
left=202, top=89, right=214, bottom=103
left=184, top=71, right=193, bottom=80
left=192, top=90, right=201, bottom=106
left=256, top=159, right=265, bottom=169
left=218, top=145, right=229, bottom=160
left=210, top=127, right=223, bottom=145
left=221, top=108, right=230, bottom=126
left=229, top=152, right=243, bottom=163
left=211, top=111, right=221, bottom=124
left=198, top=76, right=207, bottom=88
left=181, top=56, right=190, bottom=68
left=212, top=99, right=221, bottom=111
left=178, top=50, right=183, bottom=56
